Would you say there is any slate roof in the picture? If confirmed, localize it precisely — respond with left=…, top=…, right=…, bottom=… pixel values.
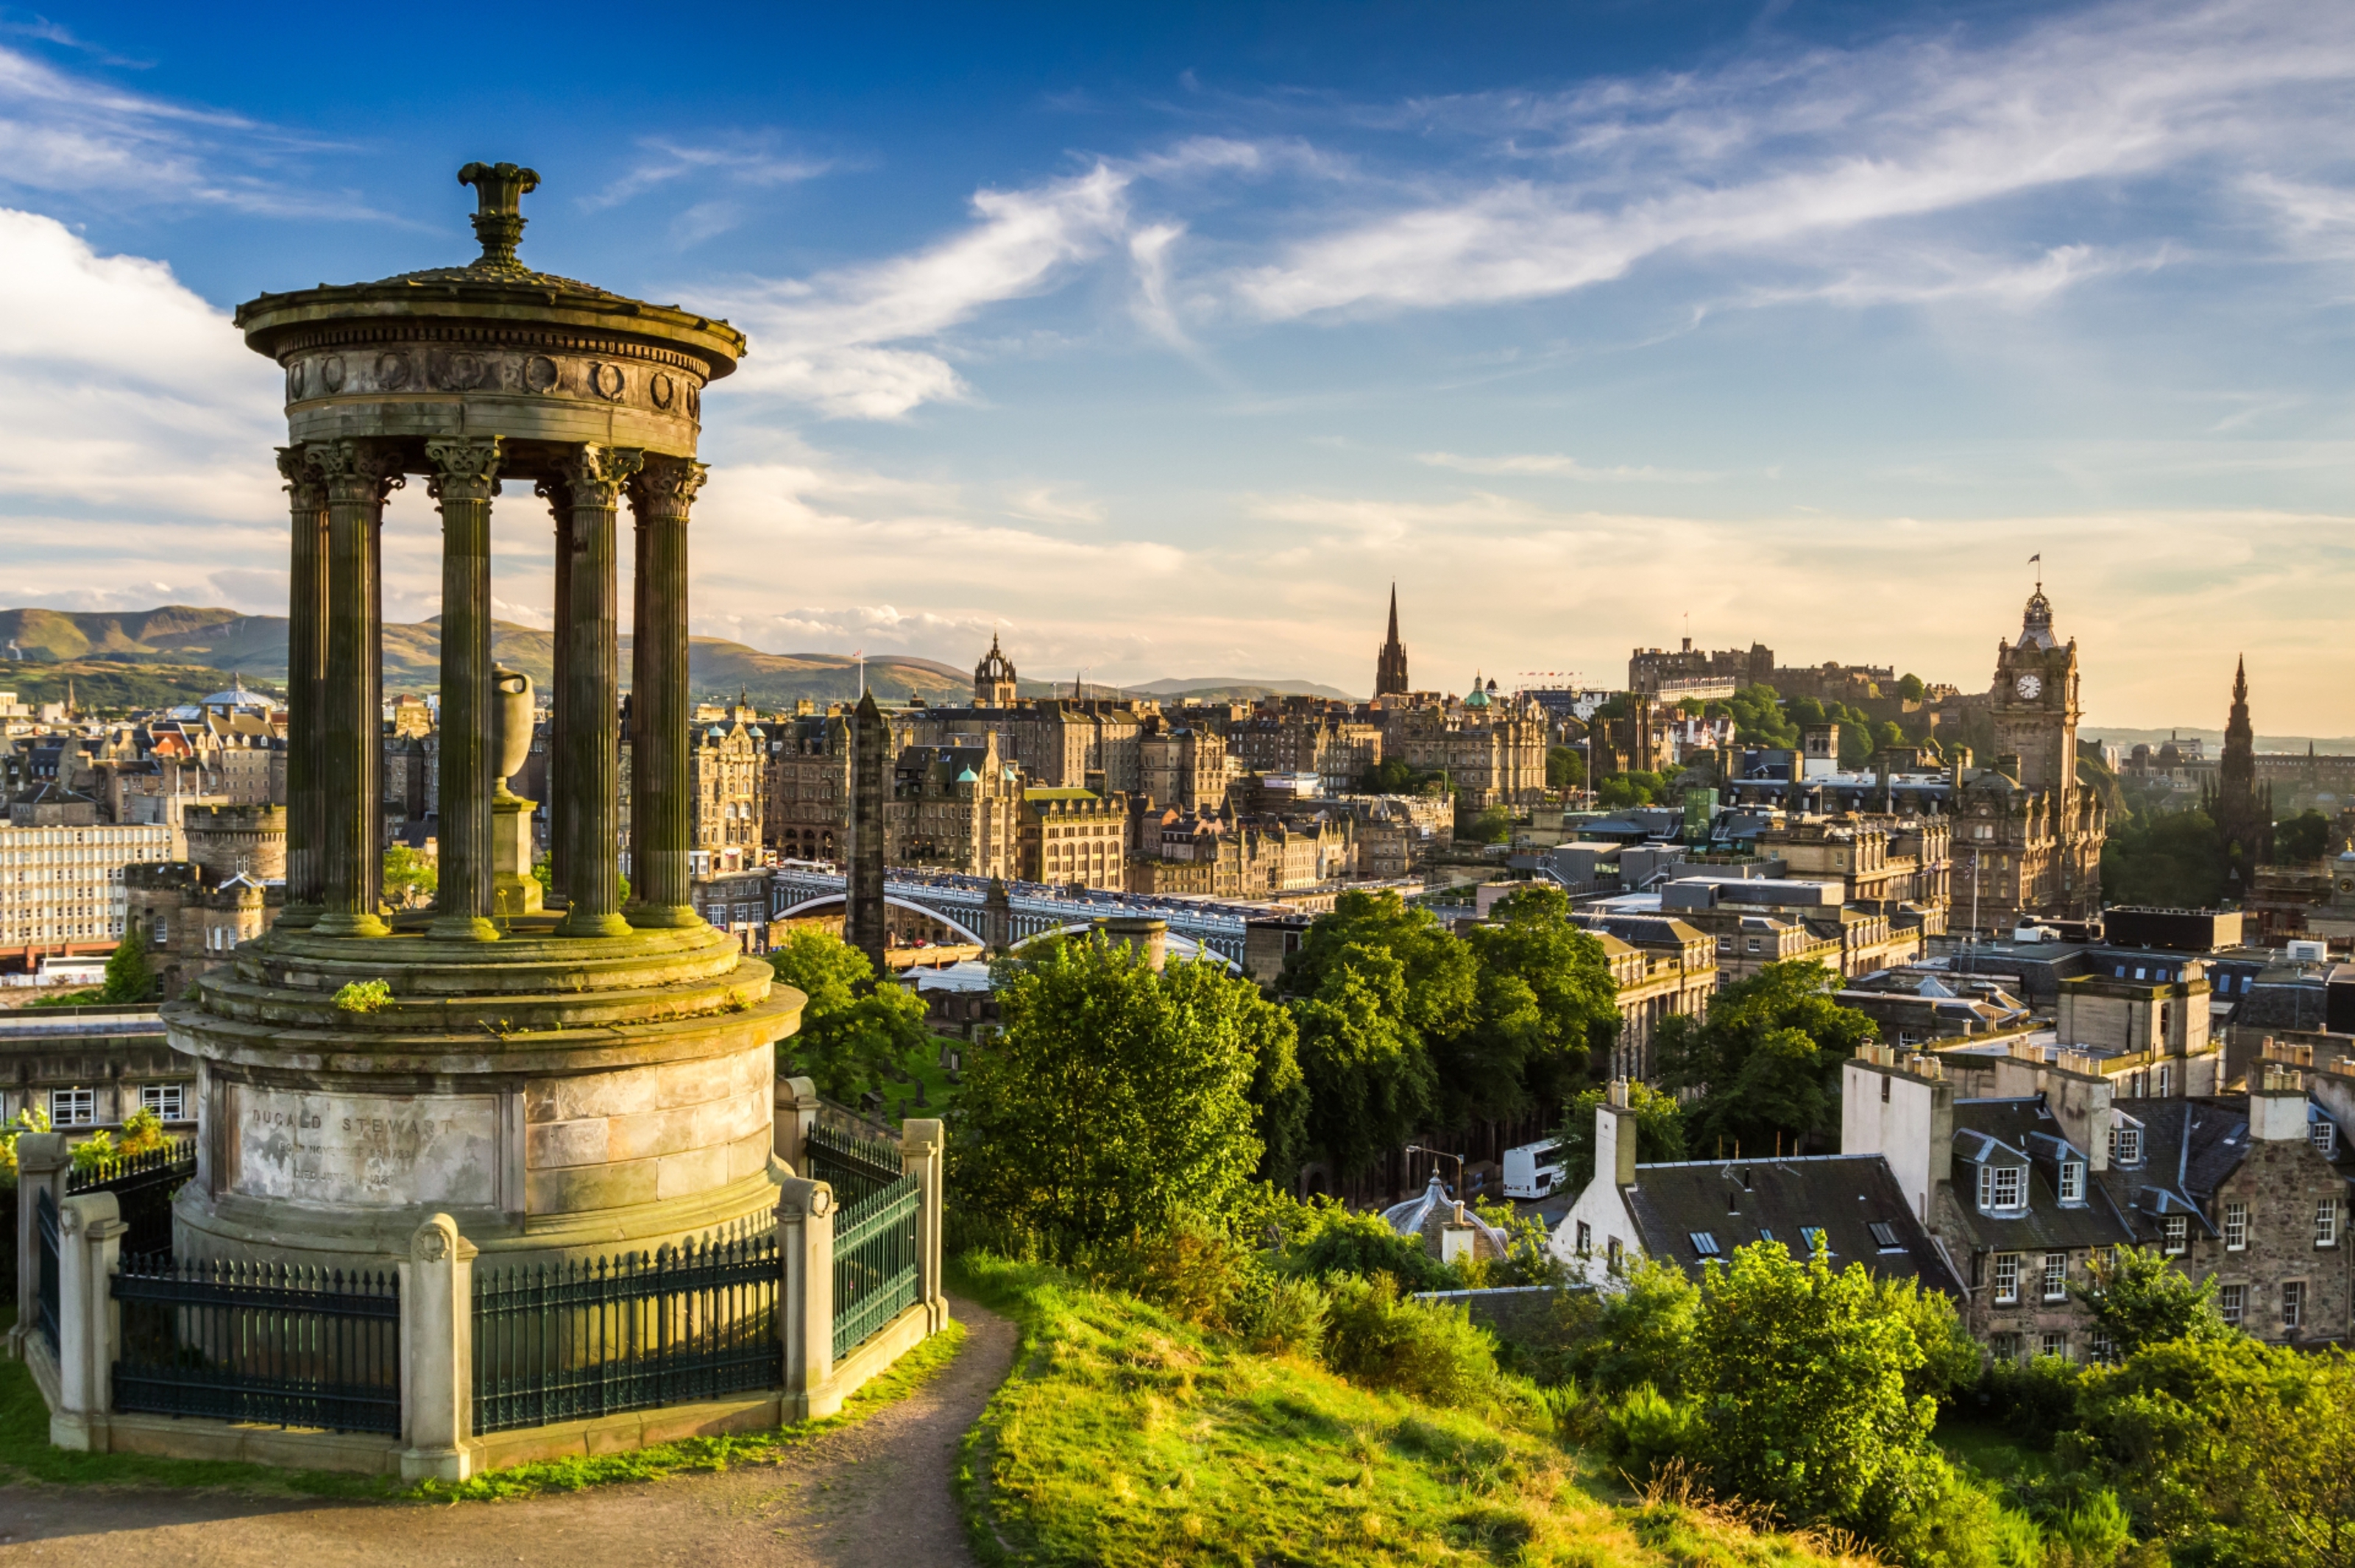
left=2097, top=1098, right=2262, bottom=1243
left=1947, top=1099, right=2136, bottom=1252
left=1620, top=1154, right=1963, bottom=1296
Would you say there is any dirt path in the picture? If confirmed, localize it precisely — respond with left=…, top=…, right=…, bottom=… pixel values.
left=0, top=1296, right=1016, bottom=1567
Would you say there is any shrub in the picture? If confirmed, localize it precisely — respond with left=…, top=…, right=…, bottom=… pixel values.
left=1601, top=1383, right=1701, bottom=1482
left=1982, top=1354, right=2088, bottom=1449
left=1289, top=1205, right=1454, bottom=1291
left=333, top=979, right=393, bottom=1014
left=116, top=1105, right=167, bottom=1158
left=1229, top=1271, right=1328, bottom=1360
left=69, top=1129, right=118, bottom=1173
left=1320, top=1272, right=1501, bottom=1408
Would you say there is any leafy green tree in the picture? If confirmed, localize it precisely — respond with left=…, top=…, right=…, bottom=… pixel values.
left=2070, top=1244, right=2231, bottom=1357
left=2277, top=808, right=2334, bottom=865
left=1460, top=803, right=1515, bottom=844
left=1545, top=745, right=1586, bottom=790
left=1554, top=1079, right=1686, bottom=1191
left=952, top=938, right=1269, bottom=1254
left=1688, top=1241, right=1940, bottom=1534
left=1727, top=684, right=1796, bottom=747
left=2100, top=808, right=2225, bottom=909
left=1897, top=673, right=1925, bottom=701
left=1292, top=942, right=1436, bottom=1178
left=1280, top=890, right=1476, bottom=1046
left=1653, top=961, right=1875, bottom=1157
left=767, top=929, right=932, bottom=1106
left=100, top=927, right=155, bottom=1003
left=1595, top=772, right=1661, bottom=809
left=1450, top=885, right=1619, bottom=1121
left=382, top=845, right=437, bottom=907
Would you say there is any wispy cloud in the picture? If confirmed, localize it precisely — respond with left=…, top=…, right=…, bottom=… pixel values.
left=1417, top=450, right=1721, bottom=483
left=581, top=135, right=836, bottom=215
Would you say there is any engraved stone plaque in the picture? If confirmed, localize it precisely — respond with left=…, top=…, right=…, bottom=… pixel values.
left=226, top=1085, right=497, bottom=1207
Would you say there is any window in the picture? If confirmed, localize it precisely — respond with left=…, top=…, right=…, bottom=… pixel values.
left=2317, top=1121, right=2341, bottom=1160
left=1575, top=1221, right=1591, bottom=1255
left=1992, top=1166, right=2024, bottom=1210
left=2163, top=1214, right=2189, bottom=1255
left=49, top=1087, right=94, bottom=1125
left=1800, top=1227, right=1829, bottom=1257
left=1880, top=1074, right=1891, bottom=1103
left=2284, top=1281, right=2306, bottom=1330
left=2318, top=1199, right=2340, bottom=1249
left=2059, top=1162, right=2085, bottom=1203
left=1757, top=1228, right=1776, bottom=1244
left=1606, top=1237, right=1624, bottom=1275
left=2043, top=1252, right=2067, bottom=1300
left=2155, top=1063, right=2171, bottom=1097
left=140, top=1082, right=185, bottom=1121
left=1689, top=1232, right=1721, bottom=1257
left=2111, top=1125, right=2142, bottom=1165
left=2225, top=1201, right=2248, bottom=1251
left=1994, top=1252, right=2022, bottom=1304
left=2218, top=1283, right=2246, bottom=1325
left=1868, top=1221, right=1902, bottom=1250
left=2041, top=1333, right=2068, bottom=1361
left=1990, top=1331, right=2024, bottom=1362
left=2089, top=1327, right=2117, bottom=1364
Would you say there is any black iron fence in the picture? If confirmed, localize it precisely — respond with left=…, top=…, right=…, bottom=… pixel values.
left=473, top=1230, right=781, bottom=1435
left=112, top=1255, right=402, bottom=1434
left=805, top=1121, right=903, bottom=1207
left=68, top=1138, right=195, bottom=1257
left=34, top=1186, right=58, bottom=1354
left=832, top=1174, right=921, bottom=1361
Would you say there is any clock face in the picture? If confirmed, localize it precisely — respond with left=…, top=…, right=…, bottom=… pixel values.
left=2015, top=673, right=2043, bottom=700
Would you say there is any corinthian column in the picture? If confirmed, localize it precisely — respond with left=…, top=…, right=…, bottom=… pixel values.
left=425, top=436, right=503, bottom=941
left=275, top=447, right=329, bottom=928
left=534, top=479, right=572, bottom=905
left=550, top=444, right=642, bottom=937
left=306, top=438, right=403, bottom=938
left=626, top=457, right=707, bottom=927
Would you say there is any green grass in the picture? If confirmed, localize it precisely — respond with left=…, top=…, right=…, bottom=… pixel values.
left=952, top=1254, right=1873, bottom=1568
left=0, top=1302, right=964, bottom=1504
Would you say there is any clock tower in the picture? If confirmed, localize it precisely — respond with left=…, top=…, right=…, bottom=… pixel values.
left=1989, top=588, right=2080, bottom=806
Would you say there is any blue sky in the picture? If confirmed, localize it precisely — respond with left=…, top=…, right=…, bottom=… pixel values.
left=0, top=1, right=2349, bottom=728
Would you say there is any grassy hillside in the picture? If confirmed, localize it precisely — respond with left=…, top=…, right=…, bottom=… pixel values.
left=956, top=1255, right=1871, bottom=1568
left=0, top=661, right=270, bottom=714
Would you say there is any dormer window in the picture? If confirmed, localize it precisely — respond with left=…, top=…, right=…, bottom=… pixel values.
left=2110, top=1125, right=2142, bottom=1166
left=1869, top=1221, right=1902, bottom=1250
left=2315, top=1121, right=2340, bottom=1160
left=2163, top=1214, right=2189, bottom=1255
left=1979, top=1163, right=2025, bottom=1212
left=2058, top=1162, right=2085, bottom=1203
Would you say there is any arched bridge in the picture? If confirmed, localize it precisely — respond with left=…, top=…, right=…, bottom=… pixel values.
left=771, top=868, right=1256, bottom=967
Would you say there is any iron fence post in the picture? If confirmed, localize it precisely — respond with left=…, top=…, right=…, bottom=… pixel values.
left=51, top=1190, right=126, bottom=1451
left=10, top=1132, right=68, bottom=1363
left=776, top=1175, right=835, bottom=1419
left=399, top=1213, right=475, bottom=1482
left=775, top=1074, right=819, bottom=1177
left=899, top=1118, right=947, bottom=1333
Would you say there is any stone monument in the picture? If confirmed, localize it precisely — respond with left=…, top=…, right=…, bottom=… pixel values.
left=163, top=162, right=801, bottom=1269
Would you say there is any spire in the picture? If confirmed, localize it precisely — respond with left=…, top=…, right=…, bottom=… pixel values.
left=2234, top=654, right=2248, bottom=706
left=1387, top=583, right=1399, bottom=642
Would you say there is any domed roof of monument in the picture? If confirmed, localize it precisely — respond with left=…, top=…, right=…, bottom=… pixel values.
left=233, top=161, right=746, bottom=380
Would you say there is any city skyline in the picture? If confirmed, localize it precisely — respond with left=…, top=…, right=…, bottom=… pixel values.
left=0, top=1, right=2350, bottom=726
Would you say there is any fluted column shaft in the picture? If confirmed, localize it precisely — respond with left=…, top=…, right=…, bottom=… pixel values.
left=308, top=439, right=401, bottom=938
left=426, top=438, right=503, bottom=941
left=626, top=458, right=706, bottom=926
left=275, top=450, right=329, bottom=926
left=539, top=481, right=572, bottom=903
left=553, top=445, right=642, bottom=937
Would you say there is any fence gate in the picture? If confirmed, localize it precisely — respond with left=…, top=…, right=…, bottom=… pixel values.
left=67, top=1139, right=197, bottom=1258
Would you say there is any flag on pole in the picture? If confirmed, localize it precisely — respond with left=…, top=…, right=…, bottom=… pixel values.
left=2028, top=553, right=2041, bottom=564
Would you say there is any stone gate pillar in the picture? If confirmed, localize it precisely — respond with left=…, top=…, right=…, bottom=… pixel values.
left=309, top=438, right=402, bottom=938
left=627, top=457, right=707, bottom=927
left=551, top=444, right=641, bottom=938
left=427, top=437, right=503, bottom=941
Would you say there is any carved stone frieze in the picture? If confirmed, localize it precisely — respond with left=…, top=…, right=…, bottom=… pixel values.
left=281, top=339, right=706, bottom=426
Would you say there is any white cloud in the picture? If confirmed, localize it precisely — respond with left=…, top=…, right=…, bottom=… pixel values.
left=582, top=137, right=836, bottom=213
left=711, top=164, right=1132, bottom=418
left=1004, top=486, right=1106, bottom=525
left=1417, top=450, right=1721, bottom=483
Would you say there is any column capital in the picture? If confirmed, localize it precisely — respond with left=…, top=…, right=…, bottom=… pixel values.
left=423, top=436, right=504, bottom=505
left=303, top=438, right=406, bottom=503
left=275, top=446, right=326, bottom=510
left=630, top=456, right=708, bottom=522
left=550, top=444, right=645, bottom=511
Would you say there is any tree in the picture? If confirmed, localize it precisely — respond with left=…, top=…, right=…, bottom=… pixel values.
left=2277, top=808, right=2334, bottom=865
left=767, top=929, right=932, bottom=1106
left=2101, top=808, right=2225, bottom=909
left=1595, top=773, right=1657, bottom=809
left=1292, top=942, right=1436, bottom=1178
left=1727, top=684, right=1796, bottom=748
left=1897, top=673, right=1925, bottom=702
left=1688, top=1241, right=1940, bottom=1534
left=1653, top=961, right=1875, bottom=1157
left=100, top=927, right=155, bottom=1004
left=1279, top=890, right=1476, bottom=1046
left=382, top=844, right=438, bottom=907
left=2069, top=1244, right=2230, bottom=1357
left=1546, top=745, right=1587, bottom=790
left=1452, top=885, right=1619, bottom=1121
left=1460, top=803, right=1515, bottom=844
left=952, top=939, right=1269, bottom=1254
left=1554, top=1080, right=1685, bottom=1191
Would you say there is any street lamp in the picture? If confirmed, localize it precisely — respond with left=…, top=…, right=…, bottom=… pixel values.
left=1405, top=1144, right=1465, bottom=1196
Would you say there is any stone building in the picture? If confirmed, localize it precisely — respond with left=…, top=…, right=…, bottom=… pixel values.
left=1137, top=726, right=1230, bottom=812
left=1574, top=912, right=1717, bottom=1081
left=1375, top=584, right=1410, bottom=698
left=974, top=633, right=1018, bottom=707
left=766, top=711, right=852, bottom=862
left=1021, top=787, right=1129, bottom=891
left=0, top=820, right=174, bottom=955
left=1382, top=685, right=1548, bottom=808
left=2206, top=658, right=2273, bottom=901
left=1230, top=704, right=1384, bottom=795
left=888, top=734, right=1021, bottom=879
left=119, top=804, right=287, bottom=996
left=0, top=1010, right=196, bottom=1142
left=1659, top=876, right=1921, bottom=984
left=690, top=714, right=766, bottom=875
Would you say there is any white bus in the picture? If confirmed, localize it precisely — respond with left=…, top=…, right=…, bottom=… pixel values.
left=1503, top=1137, right=1565, bottom=1200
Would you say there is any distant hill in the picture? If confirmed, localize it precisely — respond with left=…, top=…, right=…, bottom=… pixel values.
left=2083, top=725, right=2355, bottom=756
left=0, top=661, right=264, bottom=712
left=1127, top=677, right=1357, bottom=702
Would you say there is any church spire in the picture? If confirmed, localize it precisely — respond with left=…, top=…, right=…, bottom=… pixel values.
left=1375, top=584, right=1410, bottom=698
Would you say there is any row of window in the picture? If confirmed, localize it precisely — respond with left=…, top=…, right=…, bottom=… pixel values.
left=2198, top=1198, right=2337, bottom=1253
left=42, top=1082, right=188, bottom=1124
left=1993, top=1246, right=2321, bottom=1329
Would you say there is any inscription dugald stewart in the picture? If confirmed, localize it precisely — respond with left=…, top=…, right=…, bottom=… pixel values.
left=227, top=1085, right=497, bottom=1207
